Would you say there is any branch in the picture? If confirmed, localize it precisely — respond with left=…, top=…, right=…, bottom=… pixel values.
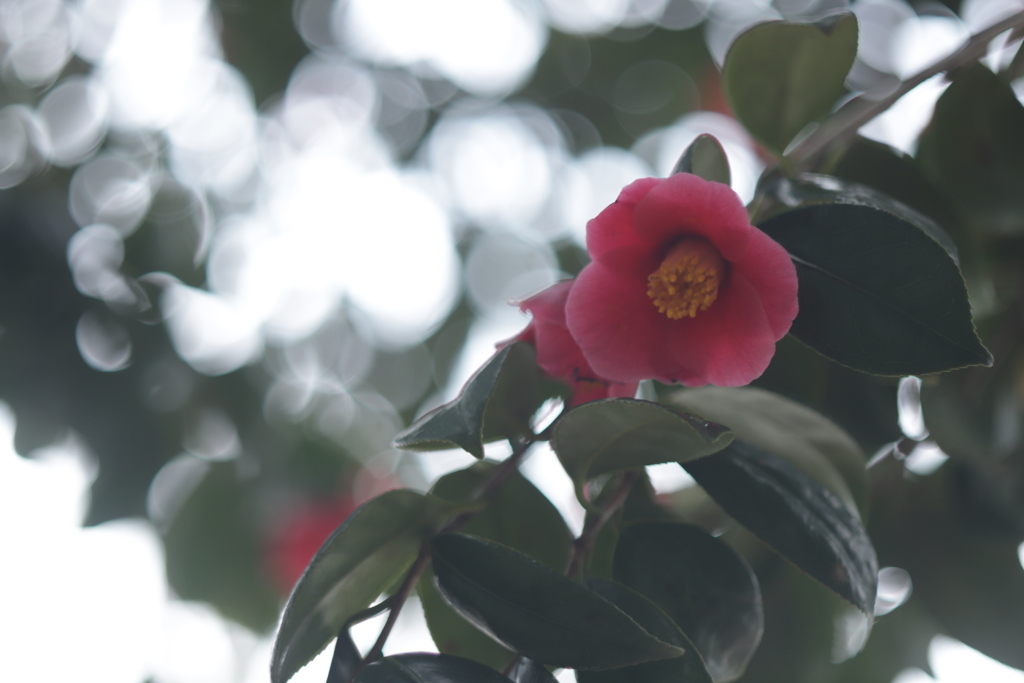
left=443, top=435, right=536, bottom=535
left=357, top=544, right=432, bottom=671
left=789, top=10, right=1024, bottom=169
left=347, top=435, right=537, bottom=680
left=564, top=470, right=640, bottom=580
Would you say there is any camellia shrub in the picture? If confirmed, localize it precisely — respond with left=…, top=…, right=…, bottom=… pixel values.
left=268, top=10, right=1021, bottom=683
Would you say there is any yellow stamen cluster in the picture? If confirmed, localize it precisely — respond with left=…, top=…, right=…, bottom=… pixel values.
left=647, top=237, right=724, bottom=320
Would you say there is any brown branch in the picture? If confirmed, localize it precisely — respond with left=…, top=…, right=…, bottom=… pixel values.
left=789, top=10, right=1024, bottom=169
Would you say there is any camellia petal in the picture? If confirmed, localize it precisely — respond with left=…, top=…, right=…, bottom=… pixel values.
left=565, top=173, right=798, bottom=387
left=514, top=280, right=638, bottom=406
left=731, top=227, right=800, bottom=339
left=665, top=272, right=775, bottom=386
left=565, top=263, right=673, bottom=383
left=632, top=173, right=753, bottom=262
left=586, top=200, right=660, bottom=277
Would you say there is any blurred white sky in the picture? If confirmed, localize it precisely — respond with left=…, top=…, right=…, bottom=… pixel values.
left=3, top=0, right=1024, bottom=680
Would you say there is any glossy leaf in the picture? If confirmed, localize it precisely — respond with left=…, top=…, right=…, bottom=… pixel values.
left=272, top=490, right=453, bottom=683
left=672, top=134, right=731, bottom=186
left=394, top=343, right=549, bottom=458
left=757, top=191, right=991, bottom=376
left=552, top=399, right=732, bottom=497
left=762, top=173, right=961, bottom=261
left=419, top=462, right=572, bottom=669
left=722, top=13, right=857, bottom=155
left=355, top=653, right=512, bottom=683
left=510, top=658, right=558, bottom=683
left=325, top=630, right=361, bottom=683
left=612, top=522, right=762, bottom=682
left=683, top=441, right=877, bottom=615
left=668, top=386, right=867, bottom=515
left=917, top=63, right=1024, bottom=236
left=430, top=533, right=686, bottom=670
left=834, top=137, right=971, bottom=254
left=579, top=578, right=714, bottom=683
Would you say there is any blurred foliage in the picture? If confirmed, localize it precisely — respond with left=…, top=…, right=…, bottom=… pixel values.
left=2, top=0, right=1024, bottom=682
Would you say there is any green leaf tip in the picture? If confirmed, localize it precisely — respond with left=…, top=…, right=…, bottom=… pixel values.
left=672, top=134, right=731, bottom=187
left=394, top=342, right=552, bottom=458
left=722, top=12, right=858, bottom=155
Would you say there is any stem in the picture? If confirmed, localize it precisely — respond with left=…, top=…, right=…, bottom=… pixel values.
left=564, top=470, right=640, bottom=580
left=356, top=544, right=432, bottom=672
left=443, top=436, right=536, bottom=535
left=789, top=10, right=1024, bottom=169
left=347, top=435, right=537, bottom=681
left=501, top=653, right=523, bottom=678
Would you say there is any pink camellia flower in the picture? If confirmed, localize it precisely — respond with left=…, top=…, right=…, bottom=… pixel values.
left=565, top=173, right=798, bottom=387
left=515, top=280, right=638, bottom=407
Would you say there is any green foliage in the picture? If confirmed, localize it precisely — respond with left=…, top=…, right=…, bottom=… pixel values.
left=612, top=522, right=762, bottom=682
left=667, top=386, right=868, bottom=515
left=430, top=533, right=686, bottom=669
left=551, top=399, right=733, bottom=502
left=722, top=13, right=858, bottom=155
left=758, top=178, right=991, bottom=375
left=917, top=63, right=1024, bottom=236
left=354, top=653, right=513, bottom=683
left=672, top=134, right=731, bottom=186
left=418, top=462, right=572, bottom=669
left=683, top=441, right=878, bottom=616
left=394, top=343, right=556, bottom=458
left=579, top=577, right=714, bottom=683
left=8, top=3, right=1024, bottom=682
left=272, top=491, right=456, bottom=683
left=165, top=461, right=281, bottom=632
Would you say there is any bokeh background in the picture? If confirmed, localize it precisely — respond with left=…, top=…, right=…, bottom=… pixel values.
left=3, top=0, right=1024, bottom=681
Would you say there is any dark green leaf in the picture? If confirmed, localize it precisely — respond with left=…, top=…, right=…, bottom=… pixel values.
left=762, top=173, right=961, bottom=261
left=431, top=462, right=573, bottom=569
left=552, top=399, right=732, bottom=497
left=354, top=653, right=512, bottom=683
left=917, top=63, right=1024, bottom=236
left=510, top=658, right=558, bottom=683
left=722, top=13, right=857, bottom=155
left=672, top=134, right=731, bottom=186
left=430, top=533, right=686, bottom=670
left=394, top=343, right=550, bottom=458
left=272, top=490, right=453, bottom=683
left=834, top=136, right=972, bottom=257
left=667, top=386, right=867, bottom=516
left=683, top=441, right=878, bottom=615
left=757, top=193, right=991, bottom=375
left=580, top=578, right=714, bottom=683
left=325, top=630, right=361, bottom=683
left=612, top=522, right=762, bottom=682
left=419, top=462, right=572, bottom=669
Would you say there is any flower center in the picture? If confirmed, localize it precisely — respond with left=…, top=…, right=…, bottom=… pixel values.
left=646, top=237, right=725, bottom=320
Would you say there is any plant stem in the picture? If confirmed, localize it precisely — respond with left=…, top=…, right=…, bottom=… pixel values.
left=443, top=435, right=536, bottom=535
left=564, top=470, right=640, bottom=580
left=356, top=544, right=432, bottom=672
left=501, top=653, right=523, bottom=677
left=789, top=10, right=1024, bottom=169
left=347, top=435, right=537, bottom=681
